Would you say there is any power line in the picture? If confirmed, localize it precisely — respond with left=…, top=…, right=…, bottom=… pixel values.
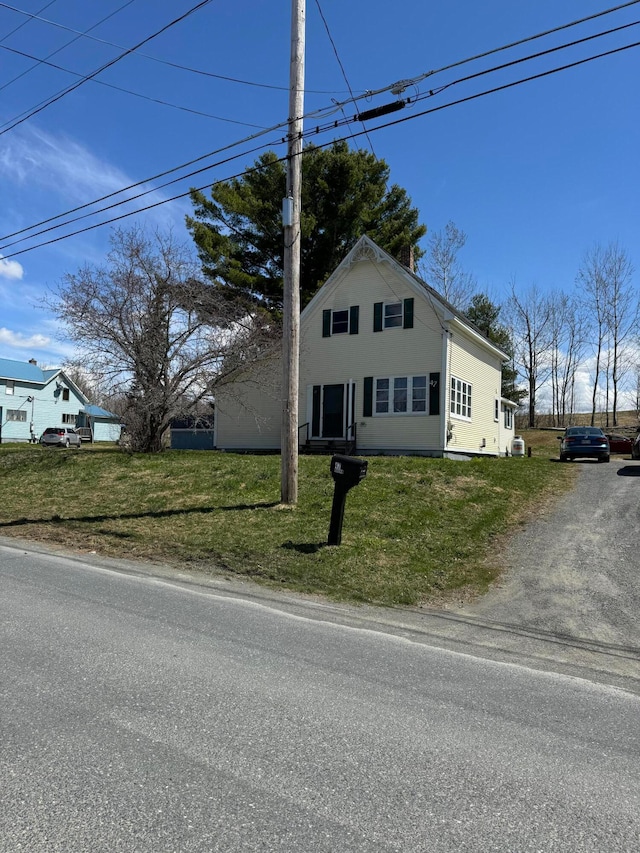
left=0, top=0, right=138, bottom=95
left=326, top=0, right=640, bottom=113
left=313, top=0, right=376, bottom=157
left=0, top=43, right=268, bottom=128
left=0, top=0, right=56, bottom=43
left=4, top=7, right=636, bottom=250
left=0, top=1, right=355, bottom=95
left=0, top=0, right=215, bottom=137
left=3, top=35, right=639, bottom=261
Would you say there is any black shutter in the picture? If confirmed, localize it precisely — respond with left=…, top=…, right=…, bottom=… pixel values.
left=403, top=297, right=414, bottom=329
left=363, top=377, right=373, bottom=417
left=349, top=305, right=359, bottom=335
left=373, top=302, right=383, bottom=332
left=312, top=386, right=321, bottom=436
left=322, top=310, right=331, bottom=337
left=429, top=372, right=440, bottom=416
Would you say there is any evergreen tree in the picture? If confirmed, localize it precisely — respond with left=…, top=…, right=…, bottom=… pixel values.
left=187, top=141, right=426, bottom=313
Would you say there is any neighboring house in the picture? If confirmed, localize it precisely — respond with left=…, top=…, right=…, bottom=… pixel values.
left=215, top=236, right=517, bottom=458
left=0, top=357, right=119, bottom=443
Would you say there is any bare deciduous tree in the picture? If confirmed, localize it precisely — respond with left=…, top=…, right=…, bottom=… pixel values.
left=548, top=294, right=587, bottom=426
left=578, top=242, right=636, bottom=426
left=50, top=227, right=277, bottom=452
left=507, top=282, right=554, bottom=427
left=423, top=220, right=476, bottom=310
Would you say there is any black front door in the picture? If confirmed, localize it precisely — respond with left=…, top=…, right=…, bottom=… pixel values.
left=322, top=384, right=345, bottom=438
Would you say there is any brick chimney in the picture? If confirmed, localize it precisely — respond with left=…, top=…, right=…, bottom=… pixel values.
left=398, top=245, right=415, bottom=272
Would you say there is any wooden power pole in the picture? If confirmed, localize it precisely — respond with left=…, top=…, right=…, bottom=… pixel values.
left=281, top=0, right=305, bottom=505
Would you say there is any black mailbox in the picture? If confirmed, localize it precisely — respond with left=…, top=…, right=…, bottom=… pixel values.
left=330, top=454, right=368, bottom=487
left=328, top=454, right=368, bottom=546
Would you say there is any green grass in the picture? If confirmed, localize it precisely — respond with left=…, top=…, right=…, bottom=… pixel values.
left=0, top=439, right=574, bottom=606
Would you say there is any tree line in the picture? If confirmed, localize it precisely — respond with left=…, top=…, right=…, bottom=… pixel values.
left=50, top=142, right=636, bottom=450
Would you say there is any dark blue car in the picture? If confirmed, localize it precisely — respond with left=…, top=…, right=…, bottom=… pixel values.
left=558, top=427, right=609, bottom=463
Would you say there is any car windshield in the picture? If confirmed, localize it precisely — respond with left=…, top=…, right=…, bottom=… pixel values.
left=565, top=427, right=604, bottom=437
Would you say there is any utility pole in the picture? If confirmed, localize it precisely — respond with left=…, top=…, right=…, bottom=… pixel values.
left=281, top=0, right=305, bottom=505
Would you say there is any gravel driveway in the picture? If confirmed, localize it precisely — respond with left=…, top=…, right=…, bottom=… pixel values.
left=453, top=457, right=640, bottom=688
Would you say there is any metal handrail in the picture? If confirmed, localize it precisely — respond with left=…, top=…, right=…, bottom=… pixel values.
left=298, top=421, right=310, bottom=444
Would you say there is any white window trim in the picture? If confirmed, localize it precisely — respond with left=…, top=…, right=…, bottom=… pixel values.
left=494, top=398, right=500, bottom=422
left=373, top=375, right=428, bottom=416
left=331, top=308, right=350, bottom=335
left=503, top=404, right=513, bottom=430
left=6, top=408, right=26, bottom=422
left=383, top=301, right=403, bottom=330
left=450, top=376, right=472, bottom=421
left=5, top=380, right=15, bottom=395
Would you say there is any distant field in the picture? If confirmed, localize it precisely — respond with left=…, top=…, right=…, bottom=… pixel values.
left=518, top=410, right=640, bottom=433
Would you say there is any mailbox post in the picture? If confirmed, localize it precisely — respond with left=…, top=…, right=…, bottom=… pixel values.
left=328, top=454, right=368, bottom=545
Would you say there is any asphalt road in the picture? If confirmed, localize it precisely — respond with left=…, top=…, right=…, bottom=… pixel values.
left=2, top=543, right=640, bottom=852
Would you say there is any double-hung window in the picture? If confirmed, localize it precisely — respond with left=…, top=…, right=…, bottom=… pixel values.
left=374, top=376, right=427, bottom=415
left=5, top=380, right=14, bottom=395
left=503, top=405, right=513, bottom=429
left=450, top=376, right=472, bottom=420
left=322, top=306, right=359, bottom=337
left=373, top=298, right=414, bottom=331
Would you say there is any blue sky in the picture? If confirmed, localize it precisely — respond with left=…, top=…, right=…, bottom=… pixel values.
left=1, top=0, right=638, bottom=370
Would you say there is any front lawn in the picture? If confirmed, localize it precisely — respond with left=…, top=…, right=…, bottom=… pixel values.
left=0, top=438, right=573, bottom=606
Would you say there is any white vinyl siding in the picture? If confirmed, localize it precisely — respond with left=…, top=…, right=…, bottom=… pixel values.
left=446, top=323, right=504, bottom=455
left=302, top=256, right=441, bottom=452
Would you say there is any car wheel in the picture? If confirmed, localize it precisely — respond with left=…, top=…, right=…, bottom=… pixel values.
left=560, top=453, right=568, bottom=462
left=599, top=455, right=610, bottom=463
left=65, top=439, right=70, bottom=448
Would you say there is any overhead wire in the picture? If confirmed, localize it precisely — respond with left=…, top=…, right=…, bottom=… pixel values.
left=3, top=8, right=636, bottom=251
left=0, top=0, right=138, bottom=95
left=0, top=43, right=268, bottom=128
left=2, top=14, right=637, bottom=253
left=0, top=0, right=215, bottom=136
left=0, top=1, right=356, bottom=95
left=313, top=0, right=376, bottom=157
left=3, top=33, right=639, bottom=261
left=0, top=0, right=56, bottom=43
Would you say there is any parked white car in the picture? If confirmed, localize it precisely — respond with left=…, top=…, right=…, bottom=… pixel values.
left=40, top=427, right=82, bottom=448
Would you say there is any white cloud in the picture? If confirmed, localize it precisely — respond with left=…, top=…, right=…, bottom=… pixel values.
left=0, top=254, right=23, bottom=280
left=0, top=328, right=51, bottom=349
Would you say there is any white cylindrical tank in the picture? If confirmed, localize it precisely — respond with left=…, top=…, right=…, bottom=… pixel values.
left=511, top=435, right=525, bottom=457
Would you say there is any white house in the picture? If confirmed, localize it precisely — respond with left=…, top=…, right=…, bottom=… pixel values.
left=0, top=357, right=120, bottom=443
left=215, top=236, right=517, bottom=458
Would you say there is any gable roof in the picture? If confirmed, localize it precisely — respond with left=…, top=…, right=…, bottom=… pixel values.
left=302, top=235, right=509, bottom=361
left=0, top=356, right=50, bottom=383
left=0, top=357, right=89, bottom=403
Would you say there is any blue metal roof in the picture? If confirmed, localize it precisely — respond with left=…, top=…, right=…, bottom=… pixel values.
left=0, top=356, right=53, bottom=384
left=83, top=404, right=119, bottom=420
